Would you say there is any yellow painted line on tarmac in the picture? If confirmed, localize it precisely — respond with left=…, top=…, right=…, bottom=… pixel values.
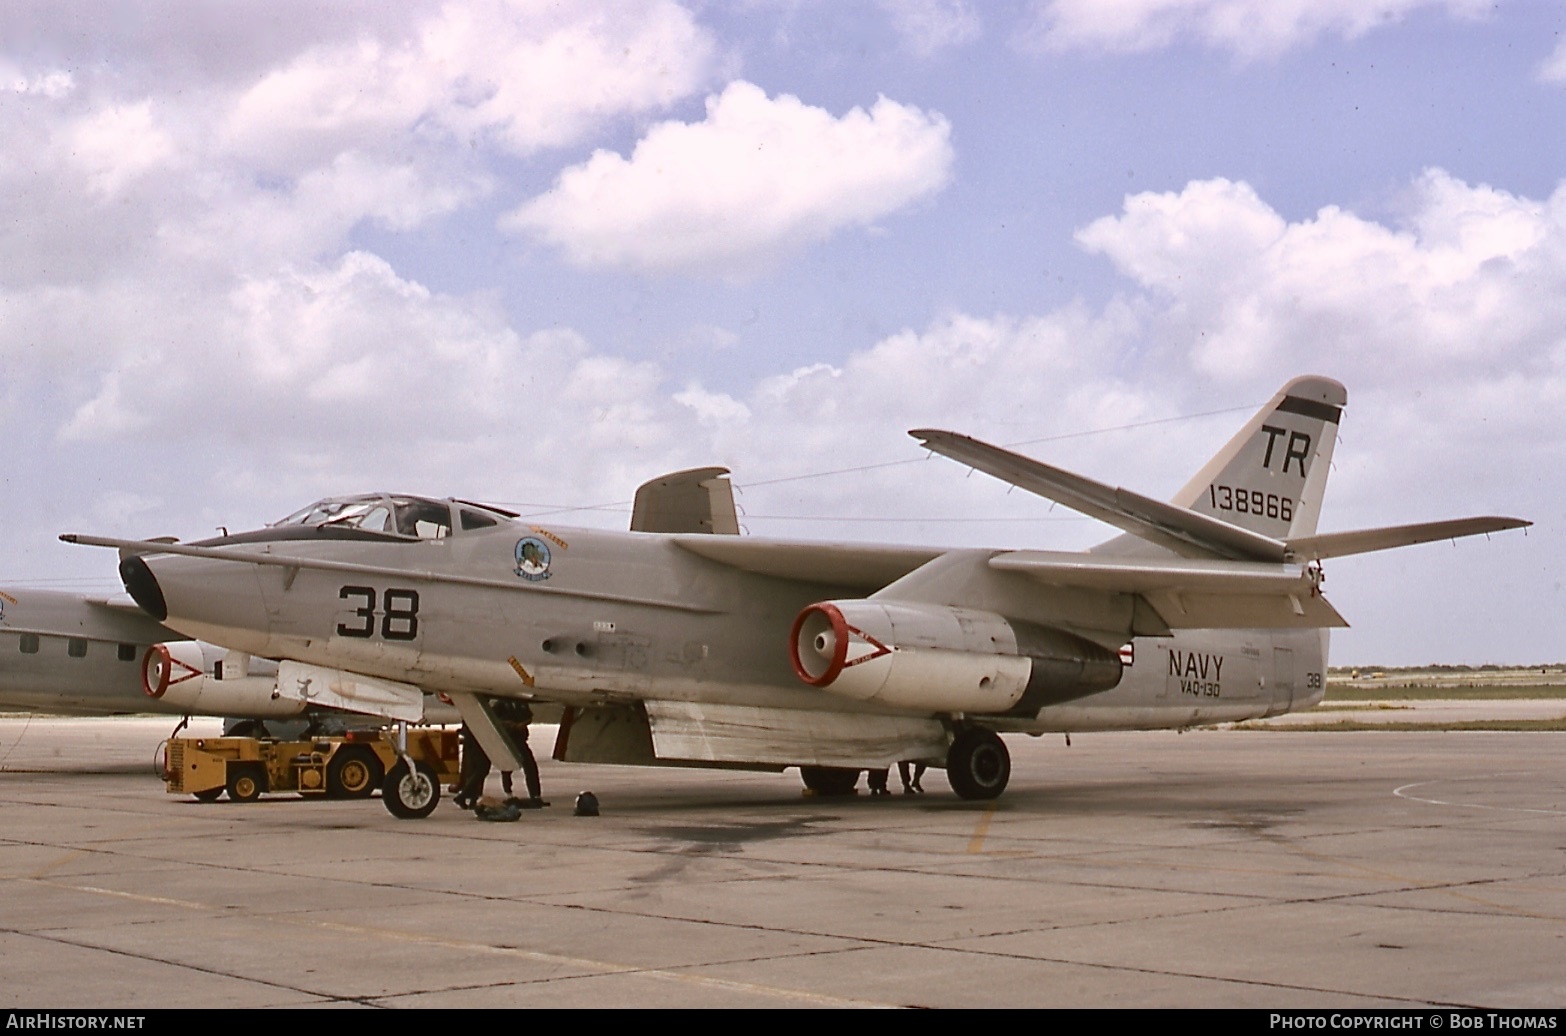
left=966, top=802, right=998, bottom=853
left=52, top=883, right=210, bottom=910
left=22, top=849, right=92, bottom=880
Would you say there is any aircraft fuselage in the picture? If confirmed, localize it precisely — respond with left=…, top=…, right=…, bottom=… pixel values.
left=121, top=520, right=1325, bottom=735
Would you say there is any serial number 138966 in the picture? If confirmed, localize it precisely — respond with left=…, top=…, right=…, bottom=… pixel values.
left=1208, top=484, right=1294, bottom=522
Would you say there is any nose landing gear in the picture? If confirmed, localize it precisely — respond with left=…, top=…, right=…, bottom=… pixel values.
left=383, top=759, right=441, bottom=819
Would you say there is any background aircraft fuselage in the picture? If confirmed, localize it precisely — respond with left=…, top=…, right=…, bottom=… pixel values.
left=0, top=588, right=179, bottom=715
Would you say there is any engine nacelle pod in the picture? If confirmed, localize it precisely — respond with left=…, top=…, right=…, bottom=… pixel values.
left=791, top=601, right=1032, bottom=713
left=790, top=600, right=1122, bottom=715
left=142, top=642, right=303, bottom=718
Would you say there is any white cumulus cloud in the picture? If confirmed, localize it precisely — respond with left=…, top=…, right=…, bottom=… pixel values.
left=879, top=0, right=983, bottom=57
left=1537, top=35, right=1566, bottom=84
left=3, top=65, right=73, bottom=98
left=503, top=81, right=955, bottom=276
left=1076, top=170, right=1566, bottom=387
left=1020, top=0, right=1495, bottom=60
left=66, top=102, right=180, bottom=199
left=0, top=2, right=718, bottom=289
left=221, top=0, right=715, bottom=171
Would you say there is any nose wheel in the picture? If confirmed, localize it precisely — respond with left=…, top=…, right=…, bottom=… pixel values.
left=383, top=760, right=441, bottom=819
left=946, top=727, right=1010, bottom=800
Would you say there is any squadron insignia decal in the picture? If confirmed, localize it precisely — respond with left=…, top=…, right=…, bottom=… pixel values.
left=514, top=536, right=553, bottom=582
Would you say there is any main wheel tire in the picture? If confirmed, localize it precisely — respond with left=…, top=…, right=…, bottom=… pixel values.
left=799, top=765, right=861, bottom=796
left=383, top=760, right=441, bottom=819
left=226, top=763, right=267, bottom=803
left=326, top=747, right=383, bottom=799
left=945, top=727, right=1010, bottom=800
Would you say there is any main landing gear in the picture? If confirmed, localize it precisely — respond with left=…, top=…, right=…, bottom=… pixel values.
left=794, top=726, right=1012, bottom=801
left=945, top=727, right=1010, bottom=800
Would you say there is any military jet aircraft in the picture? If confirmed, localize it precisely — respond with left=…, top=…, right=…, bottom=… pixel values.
left=0, top=586, right=453, bottom=735
left=0, top=587, right=194, bottom=717
left=63, top=377, right=1528, bottom=817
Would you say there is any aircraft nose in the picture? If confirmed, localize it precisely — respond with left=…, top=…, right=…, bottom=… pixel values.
left=119, top=555, right=168, bottom=621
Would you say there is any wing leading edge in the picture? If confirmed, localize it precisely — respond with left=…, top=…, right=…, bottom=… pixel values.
left=986, top=550, right=1346, bottom=631
left=910, top=428, right=1289, bottom=562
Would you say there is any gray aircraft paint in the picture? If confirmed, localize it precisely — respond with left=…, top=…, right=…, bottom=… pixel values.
left=65, top=377, right=1526, bottom=801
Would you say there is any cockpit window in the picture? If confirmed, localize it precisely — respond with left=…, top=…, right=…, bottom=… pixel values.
left=275, top=500, right=364, bottom=527
left=272, top=494, right=508, bottom=539
left=319, top=502, right=392, bottom=532
left=460, top=508, right=498, bottom=531
left=274, top=495, right=445, bottom=539
left=392, top=497, right=452, bottom=539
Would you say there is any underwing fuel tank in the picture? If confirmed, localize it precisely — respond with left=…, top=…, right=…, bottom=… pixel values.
left=790, top=600, right=1123, bottom=715
left=142, top=642, right=302, bottom=718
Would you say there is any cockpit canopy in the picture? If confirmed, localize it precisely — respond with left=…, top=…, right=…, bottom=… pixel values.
left=271, top=494, right=518, bottom=540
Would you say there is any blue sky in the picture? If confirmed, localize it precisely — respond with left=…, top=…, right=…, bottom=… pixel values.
left=1, top=1, right=1560, bottom=664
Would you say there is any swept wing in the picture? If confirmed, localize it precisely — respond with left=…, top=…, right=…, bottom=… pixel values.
left=910, top=429, right=1528, bottom=563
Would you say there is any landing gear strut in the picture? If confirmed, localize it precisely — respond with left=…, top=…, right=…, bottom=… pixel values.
left=382, top=720, right=440, bottom=819
left=946, top=727, right=1010, bottom=800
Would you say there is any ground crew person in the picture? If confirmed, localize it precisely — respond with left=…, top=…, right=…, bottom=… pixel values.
left=453, top=722, right=491, bottom=810
left=495, top=700, right=545, bottom=806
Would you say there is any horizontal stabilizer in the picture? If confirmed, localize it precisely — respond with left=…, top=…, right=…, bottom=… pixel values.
left=1286, top=516, right=1531, bottom=561
left=989, top=550, right=1346, bottom=630
left=991, top=550, right=1318, bottom=593
left=910, top=429, right=1287, bottom=562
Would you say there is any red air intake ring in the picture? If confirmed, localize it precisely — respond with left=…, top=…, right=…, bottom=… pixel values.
left=142, top=643, right=174, bottom=699
left=789, top=602, right=850, bottom=687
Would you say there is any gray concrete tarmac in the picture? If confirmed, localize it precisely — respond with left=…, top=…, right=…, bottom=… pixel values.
left=1, top=715, right=1563, bottom=1009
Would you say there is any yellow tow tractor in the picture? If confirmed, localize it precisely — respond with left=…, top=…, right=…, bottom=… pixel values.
left=162, top=726, right=461, bottom=819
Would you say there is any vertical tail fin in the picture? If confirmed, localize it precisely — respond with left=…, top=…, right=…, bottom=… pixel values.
left=1170, top=376, right=1344, bottom=539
